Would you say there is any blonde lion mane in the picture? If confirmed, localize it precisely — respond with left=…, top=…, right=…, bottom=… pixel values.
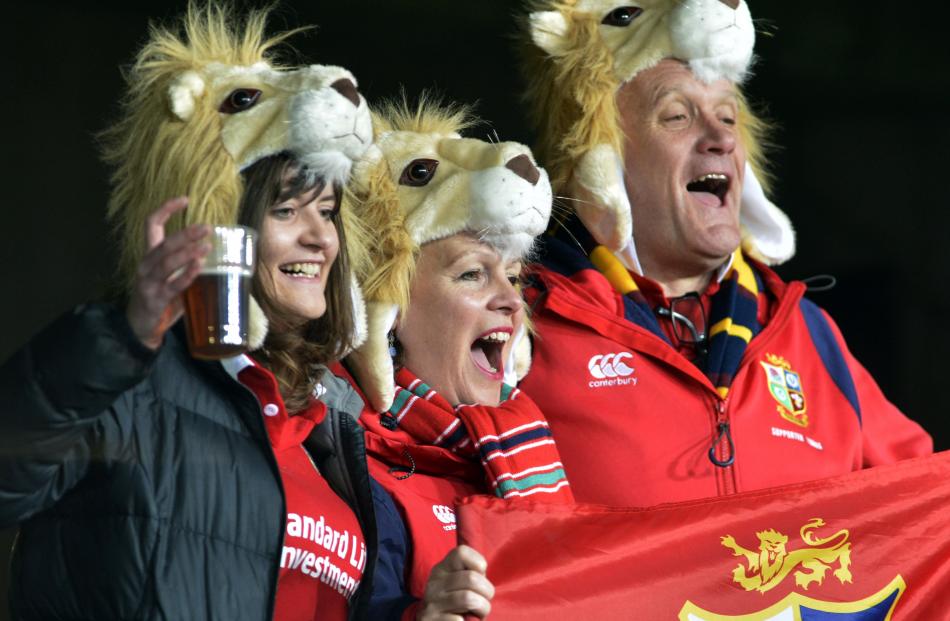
left=346, top=97, right=475, bottom=314
left=518, top=0, right=773, bottom=208
left=100, top=2, right=303, bottom=289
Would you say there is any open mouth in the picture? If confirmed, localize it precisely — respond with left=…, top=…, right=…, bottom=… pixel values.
left=279, top=262, right=322, bottom=279
left=686, top=173, right=730, bottom=207
left=470, top=329, right=511, bottom=379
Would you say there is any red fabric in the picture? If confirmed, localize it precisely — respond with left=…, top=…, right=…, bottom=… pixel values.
left=519, top=260, right=932, bottom=506
left=367, top=454, right=481, bottom=599
left=360, top=367, right=572, bottom=598
left=361, top=391, right=485, bottom=599
left=385, top=367, right=574, bottom=503
left=457, top=451, right=950, bottom=620
left=237, top=364, right=366, bottom=621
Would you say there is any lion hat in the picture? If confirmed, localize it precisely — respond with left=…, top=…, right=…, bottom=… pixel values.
left=100, top=3, right=374, bottom=348
left=345, top=99, right=553, bottom=412
left=522, top=0, right=794, bottom=269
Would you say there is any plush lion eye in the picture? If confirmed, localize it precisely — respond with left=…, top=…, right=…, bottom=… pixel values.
left=602, top=6, right=643, bottom=27
left=219, top=88, right=262, bottom=114
left=399, top=159, right=439, bottom=186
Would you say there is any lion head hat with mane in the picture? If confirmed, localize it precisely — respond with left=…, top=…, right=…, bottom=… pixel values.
left=521, top=0, right=794, bottom=270
left=344, top=99, right=553, bottom=412
left=101, top=2, right=373, bottom=347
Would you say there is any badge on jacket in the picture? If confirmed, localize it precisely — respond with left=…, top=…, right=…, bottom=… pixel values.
left=761, top=353, right=808, bottom=427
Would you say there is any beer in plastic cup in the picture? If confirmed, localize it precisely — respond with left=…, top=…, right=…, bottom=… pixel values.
left=182, top=225, right=256, bottom=359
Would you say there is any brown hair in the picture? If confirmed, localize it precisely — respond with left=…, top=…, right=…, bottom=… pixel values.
left=238, top=152, right=355, bottom=412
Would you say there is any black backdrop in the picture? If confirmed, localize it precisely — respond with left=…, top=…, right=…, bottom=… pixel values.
left=3, top=1, right=948, bottom=616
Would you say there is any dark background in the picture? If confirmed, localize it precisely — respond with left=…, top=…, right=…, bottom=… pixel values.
left=3, top=1, right=947, bottom=617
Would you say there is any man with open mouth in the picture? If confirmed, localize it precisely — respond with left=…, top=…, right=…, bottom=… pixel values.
left=516, top=0, right=932, bottom=508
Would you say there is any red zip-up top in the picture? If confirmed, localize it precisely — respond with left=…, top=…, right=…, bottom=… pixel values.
left=519, top=235, right=932, bottom=507
left=361, top=410, right=484, bottom=604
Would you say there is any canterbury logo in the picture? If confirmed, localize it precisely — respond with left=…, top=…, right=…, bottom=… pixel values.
left=432, top=505, right=457, bottom=528
left=588, top=352, right=635, bottom=379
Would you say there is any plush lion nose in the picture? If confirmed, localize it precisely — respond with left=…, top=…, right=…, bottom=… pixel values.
left=330, top=79, right=360, bottom=107
left=505, top=154, right=540, bottom=186
left=718, top=0, right=740, bottom=9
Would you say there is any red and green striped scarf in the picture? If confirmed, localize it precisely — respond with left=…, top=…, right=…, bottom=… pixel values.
left=381, top=367, right=575, bottom=503
left=590, top=247, right=762, bottom=397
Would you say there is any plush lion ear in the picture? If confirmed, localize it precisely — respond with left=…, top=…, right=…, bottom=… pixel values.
left=739, top=162, right=796, bottom=265
left=530, top=10, right=570, bottom=55
left=167, top=71, right=206, bottom=121
left=346, top=302, right=399, bottom=412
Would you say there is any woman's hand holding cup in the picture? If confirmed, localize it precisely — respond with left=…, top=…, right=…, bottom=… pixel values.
left=126, top=197, right=211, bottom=350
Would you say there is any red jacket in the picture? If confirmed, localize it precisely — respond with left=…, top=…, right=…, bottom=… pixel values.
left=357, top=408, right=486, bottom=621
left=519, top=235, right=932, bottom=507
left=363, top=414, right=484, bottom=596
left=329, top=361, right=488, bottom=619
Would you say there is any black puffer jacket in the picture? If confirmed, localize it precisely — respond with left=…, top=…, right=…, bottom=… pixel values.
left=0, top=303, right=377, bottom=620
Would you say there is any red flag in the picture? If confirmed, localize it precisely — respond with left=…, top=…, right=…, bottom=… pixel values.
left=457, top=451, right=950, bottom=620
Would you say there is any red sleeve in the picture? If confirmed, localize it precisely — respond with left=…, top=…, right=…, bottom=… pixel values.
left=822, top=309, right=933, bottom=465
left=400, top=601, right=420, bottom=621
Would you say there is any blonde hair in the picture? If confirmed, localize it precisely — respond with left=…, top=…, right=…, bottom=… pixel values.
left=100, top=2, right=303, bottom=288
left=520, top=3, right=622, bottom=196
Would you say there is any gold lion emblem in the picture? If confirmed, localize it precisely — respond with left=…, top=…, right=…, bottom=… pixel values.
left=721, top=518, right=853, bottom=593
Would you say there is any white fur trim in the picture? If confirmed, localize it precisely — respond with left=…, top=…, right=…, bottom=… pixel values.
left=573, top=144, right=633, bottom=251
left=352, top=143, right=384, bottom=181
left=346, top=302, right=399, bottom=412
left=167, top=71, right=205, bottom=121
left=716, top=253, right=735, bottom=283
left=299, top=151, right=354, bottom=188
left=506, top=324, right=531, bottom=385
left=347, top=273, right=368, bottom=351
left=740, top=162, right=795, bottom=264
left=613, top=237, right=643, bottom=275
left=247, top=295, right=268, bottom=351
left=530, top=10, right=569, bottom=55
left=671, top=0, right=755, bottom=84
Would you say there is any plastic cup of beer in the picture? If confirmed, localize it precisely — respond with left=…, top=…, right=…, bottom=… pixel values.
left=182, top=225, right=257, bottom=360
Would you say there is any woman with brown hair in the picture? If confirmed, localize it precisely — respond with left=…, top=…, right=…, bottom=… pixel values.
left=0, top=149, right=380, bottom=620
left=0, top=4, right=380, bottom=620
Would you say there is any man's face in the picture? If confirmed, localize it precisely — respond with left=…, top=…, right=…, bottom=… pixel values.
left=618, top=59, right=745, bottom=283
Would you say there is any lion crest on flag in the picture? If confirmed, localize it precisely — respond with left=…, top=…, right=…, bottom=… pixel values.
left=720, top=518, right=853, bottom=593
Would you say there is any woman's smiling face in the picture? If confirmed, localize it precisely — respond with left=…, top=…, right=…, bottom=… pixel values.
left=258, top=181, right=339, bottom=325
left=396, top=233, right=524, bottom=406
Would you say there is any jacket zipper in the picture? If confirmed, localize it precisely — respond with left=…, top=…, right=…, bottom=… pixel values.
left=710, top=398, right=737, bottom=496
left=543, top=271, right=809, bottom=498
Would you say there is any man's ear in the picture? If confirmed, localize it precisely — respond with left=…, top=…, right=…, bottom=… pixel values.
left=530, top=10, right=570, bottom=55
left=167, top=71, right=205, bottom=121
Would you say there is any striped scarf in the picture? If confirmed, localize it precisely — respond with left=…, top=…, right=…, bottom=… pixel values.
left=381, top=367, right=575, bottom=503
left=589, top=246, right=762, bottom=398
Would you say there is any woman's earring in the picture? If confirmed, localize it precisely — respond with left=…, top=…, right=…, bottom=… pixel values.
left=388, top=330, right=398, bottom=359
